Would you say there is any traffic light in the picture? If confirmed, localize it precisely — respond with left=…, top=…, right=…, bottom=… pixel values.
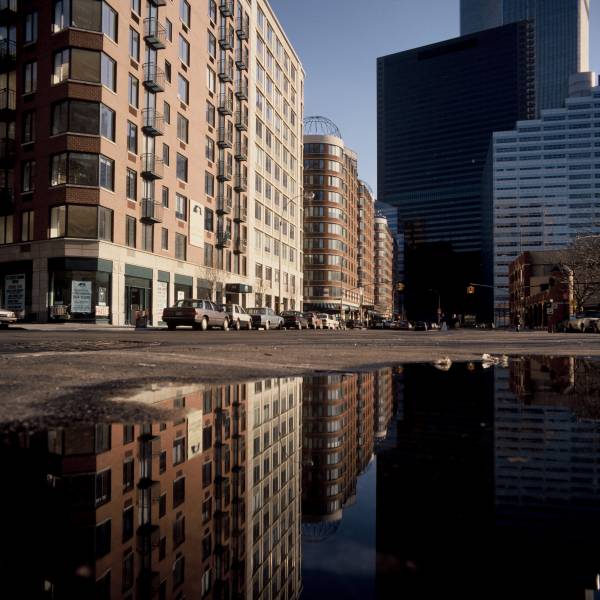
left=467, top=286, right=475, bottom=295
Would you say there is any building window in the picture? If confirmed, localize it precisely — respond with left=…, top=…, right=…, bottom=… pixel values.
left=51, top=100, right=114, bottom=141
left=162, top=186, right=169, bottom=208
left=164, top=59, right=171, bottom=82
left=173, top=515, right=185, bottom=548
left=102, top=2, right=118, bottom=42
left=129, top=27, right=140, bottom=61
left=208, top=0, right=217, bottom=22
left=163, top=101, right=171, bottom=124
left=204, top=208, right=214, bottom=232
left=165, top=18, right=172, bottom=41
left=49, top=205, right=113, bottom=241
left=24, top=61, right=37, bottom=94
left=123, top=458, right=134, bottom=492
left=22, top=111, right=36, bottom=144
left=204, top=243, right=213, bottom=267
left=179, top=34, right=190, bottom=66
left=205, top=136, right=214, bottom=161
left=178, top=74, right=189, bottom=104
left=50, top=152, right=113, bottom=188
left=175, top=233, right=186, bottom=260
left=161, top=227, right=168, bottom=250
left=52, top=0, right=118, bottom=39
left=21, top=210, right=34, bottom=241
left=180, top=0, right=191, bottom=27
left=122, top=552, right=134, bottom=592
left=205, top=172, right=214, bottom=196
left=206, top=101, right=215, bottom=126
left=126, top=216, right=136, bottom=248
left=95, top=519, right=111, bottom=559
left=127, top=121, right=137, bottom=153
left=95, top=468, right=111, bottom=506
left=128, top=74, right=139, bottom=107
left=141, top=223, right=153, bottom=252
left=162, top=143, right=170, bottom=166
left=208, top=31, right=216, bottom=57
left=101, top=53, right=116, bottom=90
left=176, top=153, right=188, bottom=182
left=131, top=0, right=140, bottom=15
left=24, top=12, right=38, bottom=44
left=99, top=156, right=114, bottom=190
left=177, top=114, right=189, bottom=143
left=126, top=169, right=137, bottom=200
left=173, top=476, right=185, bottom=508
left=122, top=506, right=134, bottom=542
left=0, top=215, right=13, bottom=245
left=175, top=194, right=187, bottom=221
left=21, top=161, right=36, bottom=193
left=206, top=67, right=216, bottom=93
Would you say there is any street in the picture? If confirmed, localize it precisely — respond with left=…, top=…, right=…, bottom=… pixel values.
left=1, top=326, right=599, bottom=423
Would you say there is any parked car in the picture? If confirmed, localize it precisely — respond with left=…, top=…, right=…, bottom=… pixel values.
left=414, top=321, right=429, bottom=331
left=222, top=303, right=252, bottom=330
left=281, top=310, right=309, bottom=330
left=0, top=307, right=17, bottom=329
left=317, top=313, right=338, bottom=330
left=568, top=311, right=600, bottom=333
left=247, top=307, right=283, bottom=330
left=346, top=319, right=365, bottom=329
left=396, top=320, right=414, bottom=331
left=303, top=312, right=323, bottom=329
left=163, top=299, right=229, bottom=331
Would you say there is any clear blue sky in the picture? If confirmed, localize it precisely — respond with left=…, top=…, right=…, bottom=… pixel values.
left=273, top=0, right=600, bottom=194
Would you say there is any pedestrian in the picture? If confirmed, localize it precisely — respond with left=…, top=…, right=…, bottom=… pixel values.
left=515, top=314, right=521, bottom=332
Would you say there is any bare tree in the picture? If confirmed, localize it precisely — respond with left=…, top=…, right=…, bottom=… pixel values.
left=558, top=235, right=600, bottom=312
left=201, top=265, right=225, bottom=303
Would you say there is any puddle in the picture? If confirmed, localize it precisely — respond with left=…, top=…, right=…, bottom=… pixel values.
left=1, top=358, right=600, bottom=598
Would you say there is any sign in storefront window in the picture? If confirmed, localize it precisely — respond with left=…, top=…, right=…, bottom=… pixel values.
left=71, top=280, right=92, bottom=313
left=5, top=274, right=25, bottom=315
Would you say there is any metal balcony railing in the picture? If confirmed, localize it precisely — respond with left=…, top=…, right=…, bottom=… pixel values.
left=218, top=60, right=233, bottom=82
left=0, top=0, right=17, bottom=14
left=235, top=49, right=248, bottom=71
left=217, top=161, right=232, bottom=181
left=219, top=26, right=234, bottom=49
left=235, top=110, right=248, bottom=130
left=234, top=204, right=247, bottom=223
left=141, top=198, right=163, bottom=223
left=234, top=175, right=247, bottom=191
left=143, top=63, right=165, bottom=92
left=234, top=143, right=247, bottom=161
left=0, top=88, right=16, bottom=112
left=216, top=229, right=232, bottom=248
left=235, top=80, right=248, bottom=100
left=236, top=18, right=249, bottom=39
left=0, top=137, right=15, bottom=160
left=144, top=18, right=167, bottom=49
left=216, top=195, right=233, bottom=214
left=220, top=0, right=234, bottom=17
left=234, top=238, right=247, bottom=254
left=0, top=39, right=16, bottom=65
left=141, top=153, right=164, bottom=179
left=218, top=94, right=233, bottom=115
left=217, top=127, right=233, bottom=148
left=142, top=109, right=164, bottom=136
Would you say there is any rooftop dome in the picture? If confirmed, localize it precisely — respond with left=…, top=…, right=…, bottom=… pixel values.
left=303, top=115, right=342, bottom=138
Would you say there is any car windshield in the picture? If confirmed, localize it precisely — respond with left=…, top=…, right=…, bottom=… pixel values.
left=247, top=308, right=266, bottom=315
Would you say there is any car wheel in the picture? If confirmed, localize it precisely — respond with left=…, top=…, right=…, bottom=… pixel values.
left=297, top=323, right=302, bottom=330
left=200, top=317, right=208, bottom=331
left=265, top=320, right=270, bottom=331
left=234, top=319, right=241, bottom=331
left=223, top=318, right=229, bottom=331
left=167, top=323, right=176, bottom=331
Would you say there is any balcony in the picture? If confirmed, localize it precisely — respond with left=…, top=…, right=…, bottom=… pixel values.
left=143, top=63, right=165, bottom=93
left=142, top=109, right=164, bottom=136
left=218, top=94, right=233, bottom=115
left=0, top=88, right=15, bottom=115
left=236, top=18, right=249, bottom=40
left=217, top=126, right=233, bottom=148
left=234, top=238, right=247, bottom=254
left=149, top=0, right=166, bottom=5
left=141, top=153, right=164, bottom=180
left=220, top=0, right=234, bottom=17
left=0, top=0, right=17, bottom=17
left=141, top=198, right=163, bottom=223
left=0, top=187, right=13, bottom=216
left=218, top=60, right=233, bottom=82
left=144, top=18, right=166, bottom=50
left=217, top=195, right=233, bottom=214
left=0, top=39, right=16, bottom=69
left=0, top=137, right=15, bottom=161
left=235, top=49, right=248, bottom=71
left=234, top=174, right=247, bottom=191
left=216, top=229, right=232, bottom=248
left=234, top=204, right=247, bottom=223
left=235, top=80, right=248, bottom=100
left=235, top=110, right=248, bottom=130
left=234, top=143, right=247, bottom=161
left=219, top=26, right=234, bottom=49
left=217, top=161, right=232, bottom=181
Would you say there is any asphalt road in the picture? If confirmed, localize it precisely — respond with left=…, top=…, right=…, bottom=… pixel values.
left=1, top=325, right=599, bottom=423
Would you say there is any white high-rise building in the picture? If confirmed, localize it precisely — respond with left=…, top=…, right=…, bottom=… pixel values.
left=460, top=0, right=590, bottom=112
left=492, top=73, right=600, bottom=322
left=249, top=1, right=305, bottom=312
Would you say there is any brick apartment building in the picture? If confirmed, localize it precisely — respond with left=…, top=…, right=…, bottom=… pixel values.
left=0, top=0, right=304, bottom=324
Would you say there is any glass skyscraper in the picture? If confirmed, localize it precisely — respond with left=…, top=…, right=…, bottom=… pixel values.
left=461, top=0, right=590, bottom=113
left=377, top=23, right=535, bottom=319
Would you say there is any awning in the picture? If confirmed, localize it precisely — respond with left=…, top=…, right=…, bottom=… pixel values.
left=225, top=283, right=253, bottom=294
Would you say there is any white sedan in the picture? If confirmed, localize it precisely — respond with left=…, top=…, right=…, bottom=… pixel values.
left=0, top=308, right=17, bottom=329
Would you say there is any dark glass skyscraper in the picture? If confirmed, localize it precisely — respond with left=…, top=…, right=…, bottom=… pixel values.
left=377, top=23, right=535, bottom=319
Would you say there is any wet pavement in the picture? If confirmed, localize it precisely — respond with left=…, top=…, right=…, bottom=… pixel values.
left=1, top=358, right=600, bottom=598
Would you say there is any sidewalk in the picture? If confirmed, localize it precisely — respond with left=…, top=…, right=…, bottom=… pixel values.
left=5, top=322, right=164, bottom=332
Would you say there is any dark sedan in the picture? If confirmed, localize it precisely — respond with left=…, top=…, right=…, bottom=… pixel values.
left=281, top=311, right=309, bottom=330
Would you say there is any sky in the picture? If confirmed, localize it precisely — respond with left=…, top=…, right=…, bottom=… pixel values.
left=272, top=0, right=600, bottom=195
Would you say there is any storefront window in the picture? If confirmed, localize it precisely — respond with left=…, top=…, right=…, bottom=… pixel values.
left=49, top=269, right=111, bottom=321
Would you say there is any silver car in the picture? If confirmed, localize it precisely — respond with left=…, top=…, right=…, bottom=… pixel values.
left=222, top=303, right=253, bottom=330
left=0, top=308, right=17, bottom=329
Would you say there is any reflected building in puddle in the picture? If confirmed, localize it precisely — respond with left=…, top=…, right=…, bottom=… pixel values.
left=301, top=370, right=393, bottom=535
left=0, top=378, right=303, bottom=600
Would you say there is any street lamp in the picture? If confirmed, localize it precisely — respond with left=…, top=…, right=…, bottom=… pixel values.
left=428, top=288, right=441, bottom=326
left=278, top=191, right=314, bottom=313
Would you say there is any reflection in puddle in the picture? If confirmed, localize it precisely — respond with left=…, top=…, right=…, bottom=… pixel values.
left=1, top=359, right=600, bottom=599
